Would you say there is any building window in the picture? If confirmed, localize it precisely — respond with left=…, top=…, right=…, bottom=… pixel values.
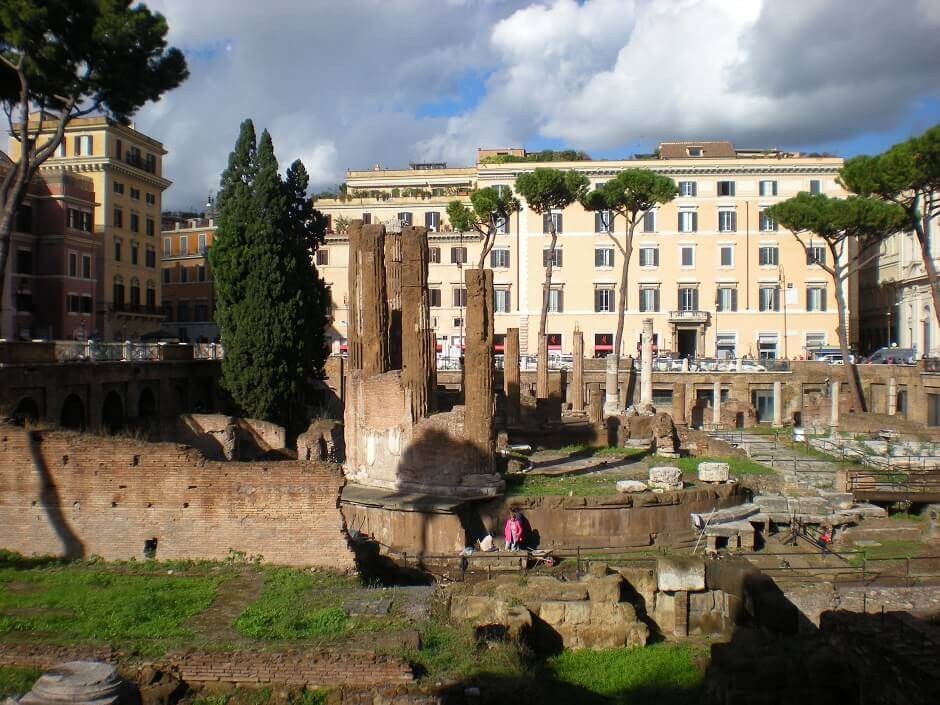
left=495, top=216, right=508, bottom=234
left=805, top=332, right=826, bottom=350
left=642, top=211, right=656, bottom=233
left=594, top=288, right=614, bottom=313
left=129, top=213, right=139, bottom=233
left=758, top=245, right=779, bottom=266
left=716, top=287, right=737, bottom=312
left=146, top=218, right=155, bottom=237
left=130, top=187, right=140, bottom=200
left=425, top=211, right=440, bottom=231
left=594, top=333, right=614, bottom=356
left=717, top=181, right=735, bottom=197
left=491, top=249, right=510, bottom=268
left=114, top=240, right=122, bottom=262
left=131, top=242, right=139, bottom=265
left=450, top=246, right=467, bottom=264
left=163, top=268, right=171, bottom=284
left=361, top=213, right=372, bottom=225
left=113, top=208, right=123, bottom=228
left=548, top=288, right=564, bottom=313
left=114, top=138, right=122, bottom=159
left=198, top=232, right=207, bottom=253
left=639, top=287, right=660, bottom=312
left=639, top=246, right=659, bottom=267
left=82, top=254, right=91, bottom=278
left=716, top=333, right=736, bottom=358
left=198, top=265, right=206, bottom=282
left=719, top=245, right=734, bottom=267
left=758, top=335, right=778, bottom=360
left=146, top=192, right=156, bottom=206
left=759, top=286, right=781, bottom=311
left=429, top=247, right=441, bottom=264
left=429, top=288, right=441, bottom=307
left=194, top=302, right=208, bottom=321
left=68, top=252, right=78, bottom=277
left=316, top=249, right=329, bottom=266
left=180, top=265, right=188, bottom=284
left=113, top=277, right=125, bottom=307
left=678, top=287, right=699, bottom=311
left=453, top=318, right=464, bottom=328
left=806, top=286, right=827, bottom=312
left=680, top=246, right=694, bottom=267
left=67, top=294, right=81, bottom=313
left=177, top=301, right=190, bottom=322
left=494, top=289, right=511, bottom=313
left=678, top=181, right=697, bottom=197
left=542, top=248, right=563, bottom=267
left=398, top=211, right=413, bottom=226
left=678, top=211, right=697, bottom=233
left=180, top=235, right=188, bottom=255
left=595, top=210, right=612, bottom=233
left=146, top=283, right=156, bottom=311
left=595, top=247, right=614, bottom=268
left=809, top=179, right=821, bottom=194
left=807, top=246, right=826, bottom=266
left=57, top=141, right=66, bottom=158
left=113, top=181, right=125, bottom=194
left=759, top=180, right=778, bottom=197
left=453, top=287, right=467, bottom=307
left=163, top=238, right=172, bottom=257
left=718, top=210, right=737, bottom=232
left=687, top=147, right=702, bottom=157
left=130, top=279, right=140, bottom=307
left=759, top=209, right=778, bottom=232
left=73, top=134, right=92, bottom=155
left=543, top=211, right=563, bottom=234
left=81, top=295, right=92, bottom=314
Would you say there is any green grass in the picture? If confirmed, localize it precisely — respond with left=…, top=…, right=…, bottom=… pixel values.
left=848, top=539, right=926, bottom=565
left=0, top=666, right=41, bottom=699
left=677, top=456, right=775, bottom=477
left=186, top=688, right=328, bottom=705
left=890, top=509, right=924, bottom=522
left=546, top=644, right=706, bottom=704
left=0, top=562, right=220, bottom=646
left=506, top=473, right=623, bottom=496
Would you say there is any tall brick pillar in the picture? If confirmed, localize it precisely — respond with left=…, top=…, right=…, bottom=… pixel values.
left=641, top=318, right=654, bottom=406
left=504, top=327, right=521, bottom=425
left=464, top=269, right=494, bottom=469
left=358, top=224, right=389, bottom=376
left=401, top=226, right=435, bottom=421
left=537, top=334, right=549, bottom=399
left=385, top=229, right=403, bottom=370
left=572, top=329, right=584, bottom=412
left=346, top=220, right=363, bottom=372
left=672, top=382, right=686, bottom=425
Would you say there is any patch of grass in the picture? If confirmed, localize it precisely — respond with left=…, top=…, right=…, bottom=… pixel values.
left=0, top=564, right=220, bottom=645
left=848, top=539, right=926, bottom=565
left=402, top=616, right=526, bottom=681
left=546, top=644, right=706, bottom=704
left=558, top=443, right=592, bottom=456
left=234, top=569, right=350, bottom=640
left=593, top=447, right=648, bottom=459
left=506, top=473, right=619, bottom=496
left=0, top=666, right=41, bottom=699
left=185, top=687, right=330, bottom=705
left=889, top=509, right=924, bottom=522
left=677, top=456, right=775, bottom=477
left=0, top=550, right=66, bottom=571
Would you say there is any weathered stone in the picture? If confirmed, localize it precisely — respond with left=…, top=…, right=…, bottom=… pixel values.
left=571, top=329, right=584, bottom=412
left=648, top=466, right=683, bottom=490
left=586, top=574, right=623, bottom=603
left=505, top=606, right=533, bottom=640
left=349, top=223, right=389, bottom=376
left=604, top=353, right=619, bottom=417
left=464, top=269, right=494, bottom=471
left=537, top=600, right=567, bottom=626
left=672, top=382, right=687, bottom=425
left=536, top=334, right=549, bottom=400
left=297, top=419, right=344, bottom=462
left=640, top=318, right=653, bottom=406
left=616, top=480, right=649, bottom=493
left=657, top=556, right=706, bottom=592
left=698, top=461, right=730, bottom=483
left=19, top=661, right=132, bottom=705
left=385, top=228, right=403, bottom=370
left=494, top=576, right=589, bottom=603
left=504, top=328, right=521, bottom=425
left=450, top=595, right=507, bottom=626
left=401, top=225, right=435, bottom=421
left=653, top=412, right=679, bottom=456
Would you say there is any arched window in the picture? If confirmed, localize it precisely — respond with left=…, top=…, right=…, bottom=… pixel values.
left=113, top=275, right=125, bottom=309
left=145, top=280, right=156, bottom=311
left=130, top=277, right=140, bottom=307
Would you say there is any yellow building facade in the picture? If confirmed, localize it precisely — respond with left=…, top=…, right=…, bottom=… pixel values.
left=316, top=144, right=848, bottom=361
left=10, top=116, right=170, bottom=340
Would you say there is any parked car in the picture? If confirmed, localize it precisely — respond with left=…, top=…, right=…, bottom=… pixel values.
left=864, top=347, right=916, bottom=364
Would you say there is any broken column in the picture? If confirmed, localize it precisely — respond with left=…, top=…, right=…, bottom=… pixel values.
left=464, top=268, right=494, bottom=471
left=385, top=228, right=403, bottom=370
left=641, top=318, right=654, bottom=406
left=830, top=380, right=840, bottom=431
left=887, top=377, right=897, bottom=416
left=672, top=382, right=686, bottom=425
left=712, top=381, right=721, bottom=428
left=572, top=329, right=584, bottom=412
left=504, top=327, right=521, bottom=425
left=346, top=220, right=363, bottom=372
left=537, top=333, right=549, bottom=399
left=356, top=224, right=389, bottom=376
left=588, top=383, right=603, bottom=425
left=604, top=353, right=619, bottom=417
left=401, top=225, right=435, bottom=421
left=773, top=380, right=783, bottom=427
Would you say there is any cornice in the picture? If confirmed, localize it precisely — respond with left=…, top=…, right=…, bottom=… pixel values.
left=38, top=158, right=172, bottom=190
left=480, top=164, right=843, bottom=179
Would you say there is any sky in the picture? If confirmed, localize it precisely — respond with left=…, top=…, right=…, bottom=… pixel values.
left=134, top=0, right=940, bottom=212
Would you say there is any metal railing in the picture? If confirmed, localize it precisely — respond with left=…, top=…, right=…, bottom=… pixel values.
left=48, top=341, right=222, bottom=363
left=193, top=343, right=224, bottom=360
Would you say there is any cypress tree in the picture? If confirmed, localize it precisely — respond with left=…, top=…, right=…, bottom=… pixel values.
left=211, top=122, right=330, bottom=428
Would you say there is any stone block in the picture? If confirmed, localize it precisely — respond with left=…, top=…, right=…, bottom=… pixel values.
left=450, top=595, right=506, bottom=626
left=819, top=491, right=854, bottom=510
left=648, top=466, right=682, bottom=490
left=537, top=601, right=567, bottom=626
left=505, top=606, right=532, bottom=640
left=753, top=495, right=790, bottom=513
left=563, top=601, right=593, bottom=625
left=494, top=576, right=588, bottom=603
left=657, top=556, right=706, bottom=592
left=697, top=461, right=730, bottom=483
left=585, top=574, right=623, bottom=603
left=616, top=480, right=649, bottom=493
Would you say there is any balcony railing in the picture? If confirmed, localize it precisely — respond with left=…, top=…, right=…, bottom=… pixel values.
left=110, top=303, right=162, bottom=316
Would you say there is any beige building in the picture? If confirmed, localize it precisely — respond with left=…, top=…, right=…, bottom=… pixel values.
left=10, top=116, right=170, bottom=340
left=315, top=143, right=848, bottom=361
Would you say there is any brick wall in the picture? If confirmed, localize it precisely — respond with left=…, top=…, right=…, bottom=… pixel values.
left=0, top=424, right=355, bottom=569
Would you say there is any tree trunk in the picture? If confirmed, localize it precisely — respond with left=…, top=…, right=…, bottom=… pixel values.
left=613, top=221, right=636, bottom=360
left=913, top=200, right=940, bottom=346
left=537, top=222, right=557, bottom=399
left=0, top=159, right=33, bottom=338
left=831, top=260, right=866, bottom=412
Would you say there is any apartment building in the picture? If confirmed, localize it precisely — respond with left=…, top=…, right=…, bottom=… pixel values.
left=315, top=143, right=848, bottom=361
left=0, top=154, right=98, bottom=340
left=9, top=116, right=170, bottom=340
left=160, top=217, right=219, bottom=342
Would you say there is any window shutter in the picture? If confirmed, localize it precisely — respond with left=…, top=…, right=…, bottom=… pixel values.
left=556, top=250, right=563, bottom=268
left=729, top=182, right=735, bottom=196
left=654, top=288, right=660, bottom=312
left=595, top=289, right=602, bottom=312
left=730, top=212, right=737, bottom=232
left=772, top=181, right=778, bottom=196
left=607, top=213, right=614, bottom=231
left=806, top=288, right=811, bottom=311
left=678, top=213, right=684, bottom=231
left=691, top=182, right=697, bottom=197
left=821, top=290, right=827, bottom=312
left=692, top=212, right=698, bottom=232
left=731, top=288, right=737, bottom=311
left=595, top=212, right=603, bottom=233
left=595, top=249, right=603, bottom=267
left=543, top=213, right=551, bottom=233
left=692, top=289, right=699, bottom=310
left=556, top=214, right=563, bottom=233
left=775, top=289, right=781, bottom=312
left=653, top=249, right=660, bottom=266
left=543, top=250, right=550, bottom=267
left=425, top=212, right=433, bottom=228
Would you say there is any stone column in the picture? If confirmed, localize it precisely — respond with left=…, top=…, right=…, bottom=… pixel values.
left=588, top=384, right=603, bottom=425
left=357, top=224, right=389, bottom=376
left=346, top=220, right=363, bottom=372
left=464, top=268, right=494, bottom=470
left=712, top=381, right=721, bottom=428
left=672, top=382, right=686, bottom=425
left=401, top=226, right=434, bottom=421
left=830, top=380, right=840, bottom=431
left=641, top=318, right=654, bottom=406
left=773, top=380, right=783, bottom=428
left=504, top=327, right=521, bottom=425
left=604, top=353, right=619, bottom=417
left=385, top=228, right=403, bottom=370
left=572, top=329, right=584, bottom=412
left=887, top=377, right=897, bottom=416
left=536, top=334, right=549, bottom=399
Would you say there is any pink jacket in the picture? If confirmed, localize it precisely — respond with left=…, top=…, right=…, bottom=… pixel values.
left=504, top=517, right=522, bottom=544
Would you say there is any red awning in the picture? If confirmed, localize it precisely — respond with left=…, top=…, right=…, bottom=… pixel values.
left=340, top=344, right=348, bottom=352
left=548, top=344, right=562, bottom=351
left=494, top=344, right=504, bottom=352
left=436, top=344, right=443, bottom=352
left=595, top=344, right=613, bottom=352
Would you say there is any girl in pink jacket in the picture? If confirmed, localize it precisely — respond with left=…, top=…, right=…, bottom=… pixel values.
left=504, top=511, right=523, bottom=551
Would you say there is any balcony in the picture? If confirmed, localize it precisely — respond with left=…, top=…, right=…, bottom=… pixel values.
left=110, top=303, right=163, bottom=317
left=669, top=310, right=709, bottom=323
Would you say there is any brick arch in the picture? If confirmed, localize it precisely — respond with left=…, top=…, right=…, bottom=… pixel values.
left=10, top=396, right=40, bottom=426
left=137, top=386, right=157, bottom=418
left=102, top=390, right=124, bottom=434
left=60, top=394, right=86, bottom=431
